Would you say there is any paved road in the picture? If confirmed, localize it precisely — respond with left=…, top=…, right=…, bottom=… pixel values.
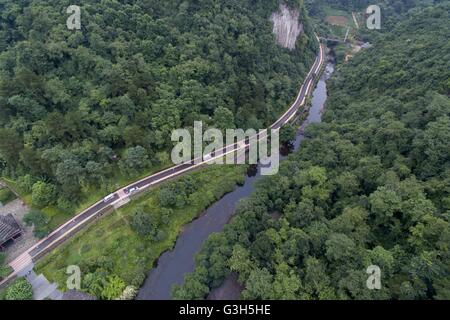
left=1, top=36, right=325, bottom=285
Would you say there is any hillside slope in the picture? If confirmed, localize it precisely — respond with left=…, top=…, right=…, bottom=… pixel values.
left=0, top=0, right=316, bottom=225
left=173, top=2, right=450, bottom=300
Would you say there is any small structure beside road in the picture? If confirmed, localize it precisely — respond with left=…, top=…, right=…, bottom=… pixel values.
left=0, top=214, right=21, bottom=251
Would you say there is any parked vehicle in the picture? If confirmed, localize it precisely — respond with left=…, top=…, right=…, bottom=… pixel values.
left=125, top=186, right=140, bottom=195
left=103, top=194, right=115, bottom=203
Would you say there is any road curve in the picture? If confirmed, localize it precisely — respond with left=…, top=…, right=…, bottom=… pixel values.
left=2, top=36, right=325, bottom=284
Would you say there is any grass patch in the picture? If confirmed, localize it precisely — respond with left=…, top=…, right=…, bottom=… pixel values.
left=35, top=164, right=246, bottom=296
left=314, top=6, right=358, bottom=41
left=323, top=7, right=353, bottom=23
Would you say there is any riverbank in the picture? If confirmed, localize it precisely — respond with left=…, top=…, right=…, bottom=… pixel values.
left=210, top=59, right=335, bottom=300
left=31, top=40, right=325, bottom=300
left=138, top=52, right=335, bottom=300
left=34, top=165, right=247, bottom=299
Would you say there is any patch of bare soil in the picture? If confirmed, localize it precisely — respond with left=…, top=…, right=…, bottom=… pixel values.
left=326, top=15, right=349, bottom=26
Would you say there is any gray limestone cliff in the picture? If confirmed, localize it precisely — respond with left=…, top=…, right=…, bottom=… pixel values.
left=271, top=4, right=303, bottom=50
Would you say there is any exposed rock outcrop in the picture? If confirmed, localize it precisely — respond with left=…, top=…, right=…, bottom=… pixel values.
left=271, top=4, right=303, bottom=49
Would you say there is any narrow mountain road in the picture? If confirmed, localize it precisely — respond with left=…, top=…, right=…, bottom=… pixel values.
left=0, top=36, right=325, bottom=287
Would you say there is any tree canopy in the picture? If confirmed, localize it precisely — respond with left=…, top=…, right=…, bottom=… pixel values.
left=0, top=0, right=316, bottom=217
left=173, top=2, right=450, bottom=300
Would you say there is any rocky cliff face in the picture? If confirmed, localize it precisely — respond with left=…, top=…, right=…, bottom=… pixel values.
left=271, top=4, right=303, bottom=50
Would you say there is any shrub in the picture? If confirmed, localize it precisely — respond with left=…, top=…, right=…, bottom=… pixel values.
left=23, top=209, right=51, bottom=238
left=5, top=278, right=33, bottom=300
left=101, top=275, right=126, bottom=300
left=57, top=197, right=75, bottom=213
left=158, top=177, right=198, bottom=208
left=130, top=206, right=154, bottom=237
left=131, top=273, right=146, bottom=287
left=31, top=181, right=56, bottom=208
left=117, top=286, right=138, bottom=300
left=0, top=188, right=15, bottom=205
left=119, top=146, right=150, bottom=175
left=17, top=174, right=35, bottom=193
left=0, top=253, right=12, bottom=279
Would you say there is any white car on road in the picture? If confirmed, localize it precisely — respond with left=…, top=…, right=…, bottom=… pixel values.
left=103, top=194, right=115, bottom=203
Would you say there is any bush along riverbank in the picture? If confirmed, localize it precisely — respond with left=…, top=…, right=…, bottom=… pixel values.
left=35, top=164, right=246, bottom=299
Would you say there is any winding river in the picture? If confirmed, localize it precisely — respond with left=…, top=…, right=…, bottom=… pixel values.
left=137, top=57, right=335, bottom=300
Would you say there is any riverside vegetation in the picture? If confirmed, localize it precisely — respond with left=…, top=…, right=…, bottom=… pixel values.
left=173, top=2, right=450, bottom=300
left=35, top=165, right=247, bottom=299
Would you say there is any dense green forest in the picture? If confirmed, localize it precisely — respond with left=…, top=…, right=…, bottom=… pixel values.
left=306, top=0, right=441, bottom=15
left=0, top=0, right=316, bottom=230
left=307, top=0, right=444, bottom=43
left=173, top=3, right=450, bottom=300
left=36, top=164, right=246, bottom=300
